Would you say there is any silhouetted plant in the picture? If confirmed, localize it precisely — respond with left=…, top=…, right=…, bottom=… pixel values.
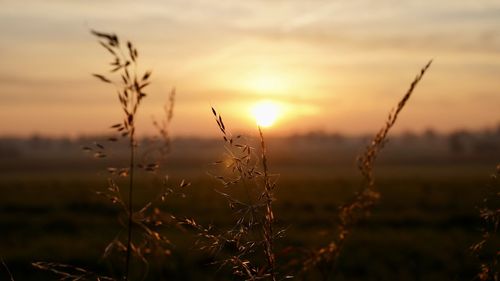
left=182, top=108, right=285, bottom=280
left=34, top=31, right=182, bottom=281
left=29, top=28, right=443, bottom=281
left=90, top=29, right=152, bottom=280
left=471, top=164, right=500, bottom=281
left=301, top=60, right=432, bottom=280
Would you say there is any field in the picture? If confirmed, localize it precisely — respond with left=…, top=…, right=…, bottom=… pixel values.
left=0, top=137, right=497, bottom=281
left=1, top=22, right=500, bottom=281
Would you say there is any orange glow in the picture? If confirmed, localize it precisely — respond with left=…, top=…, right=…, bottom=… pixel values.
left=246, top=71, right=289, bottom=94
left=250, top=100, right=283, bottom=127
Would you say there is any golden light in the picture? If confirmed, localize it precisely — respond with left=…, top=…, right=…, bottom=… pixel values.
left=247, top=71, right=288, bottom=94
left=250, top=100, right=283, bottom=128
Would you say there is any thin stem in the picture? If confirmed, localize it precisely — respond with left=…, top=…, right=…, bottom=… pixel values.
left=258, top=126, right=276, bottom=281
left=1, top=259, right=14, bottom=281
left=241, top=177, right=257, bottom=226
left=124, top=49, right=137, bottom=281
left=124, top=133, right=135, bottom=281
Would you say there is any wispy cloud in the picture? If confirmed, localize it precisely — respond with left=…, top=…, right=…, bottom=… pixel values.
left=0, top=0, right=499, bottom=136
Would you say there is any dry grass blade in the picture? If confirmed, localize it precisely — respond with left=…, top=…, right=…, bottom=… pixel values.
left=32, top=262, right=115, bottom=281
left=258, top=126, right=276, bottom=281
left=1, top=259, right=14, bottom=281
left=358, top=59, right=433, bottom=186
left=302, top=60, right=432, bottom=280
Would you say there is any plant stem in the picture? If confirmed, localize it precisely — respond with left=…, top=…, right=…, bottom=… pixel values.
left=124, top=133, right=135, bottom=281
left=259, top=126, right=276, bottom=281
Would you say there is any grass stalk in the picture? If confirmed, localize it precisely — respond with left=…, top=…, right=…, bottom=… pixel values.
left=1, top=259, right=14, bottom=281
left=124, top=133, right=135, bottom=281
left=258, top=126, right=276, bottom=281
left=300, top=60, right=433, bottom=280
left=89, top=30, right=151, bottom=280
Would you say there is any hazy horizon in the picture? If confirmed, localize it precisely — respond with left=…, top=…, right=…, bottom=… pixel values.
left=1, top=123, right=499, bottom=142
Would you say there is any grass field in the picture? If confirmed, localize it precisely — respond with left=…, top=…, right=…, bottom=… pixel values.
left=0, top=163, right=495, bottom=280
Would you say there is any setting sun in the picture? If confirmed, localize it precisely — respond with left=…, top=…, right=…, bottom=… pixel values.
left=250, top=100, right=282, bottom=127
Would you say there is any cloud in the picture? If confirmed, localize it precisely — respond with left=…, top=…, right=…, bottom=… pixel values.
left=1, top=0, right=499, bottom=136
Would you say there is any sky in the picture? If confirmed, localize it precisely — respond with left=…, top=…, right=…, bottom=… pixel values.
left=0, top=0, right=499, bottom=138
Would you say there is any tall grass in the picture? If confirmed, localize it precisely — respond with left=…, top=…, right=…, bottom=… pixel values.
left=183, top=108, right=283, bottom=280
left=471, top=164, right=500, bottom=281
left=259, top=126, right=277, bottom=281
left=301, top=60, right=433, bottom=280
left=90, top=31, right=187, bottom=280
left=33, top=31, right=182, bottom=281
left=30, top=30, right=444, bottom=281
left=189, top=58, right=431, bottom=280
left=89, top=30, right=150, bottom=280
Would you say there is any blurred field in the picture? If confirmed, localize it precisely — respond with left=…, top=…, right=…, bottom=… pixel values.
left=0, top=134, right=498, bottom=280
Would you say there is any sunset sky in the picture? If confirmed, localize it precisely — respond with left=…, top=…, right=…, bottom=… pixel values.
left=1, top=0, right=499, bottom=137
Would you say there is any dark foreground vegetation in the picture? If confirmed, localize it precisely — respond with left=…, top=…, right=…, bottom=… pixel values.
left=0, top=166, right=496, bottom=280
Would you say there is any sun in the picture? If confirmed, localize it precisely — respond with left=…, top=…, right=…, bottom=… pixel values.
left=250, top=100, right=282, bottom=128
